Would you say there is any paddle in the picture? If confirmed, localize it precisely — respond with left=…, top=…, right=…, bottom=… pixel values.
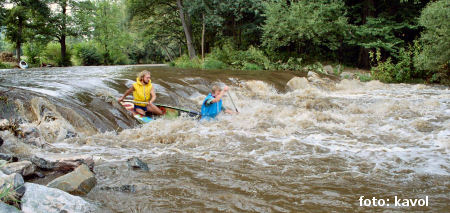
left=228, top=91, right=239, bottom=113
left=121, top=99, right=200, bottom=116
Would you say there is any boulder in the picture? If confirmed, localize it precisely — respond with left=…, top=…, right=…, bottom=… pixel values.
left=1, top=161, right=36, bottom=176
left=323, top=65, right=333, bottom=75
left=31, top=153, right=94, bottom=172
left=0, top=171, right=25, bottom=197
left=287, top=77, right=309, bottom=90
left=0, top=202, right=21, bottom=213
left=307, top=71, right=323, bottom=83
left=340, top=71, right=355, bottom=79
left=0, top=119, right=8, bottom=129
left=127, top=157, right=149, bottom=172
left=21, top=126, right=40, bottom=138
left=21, top=183, right=98, bottom=213
left=0, top=153, right=18, bottom=162
left=47, top=164, right=96, bottom=196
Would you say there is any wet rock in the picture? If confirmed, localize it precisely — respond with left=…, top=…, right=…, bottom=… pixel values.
left=65, top=130, right=77, bottom=139
left=23, top=137, right=47, bottom=148
left=47, top=164, right=96, bottom=196
left=100, top=184, right=137, bottom=193
left=287, top=77, right=309, bottom=90
left=31, top=153, right=94, bottom=172
left=21, top=126, right=40, bottom=138
left=0, top=202, right=21, bottom=213
left=340, top=71, right=356, bottom=79
left=127, top=157, right=149, bottom=172
left=1, top=160, right=36, bottom=176
left=323, top=65, right=333, bottom=75
left=0, top=171, right=25, bottom=197
left=307, top=71, right=323, bottom=83
left=21, top=183, right=98, bottom=213
left=0, top=119, right=8, bottom=128
left=0, top=153, right=18, bottom=162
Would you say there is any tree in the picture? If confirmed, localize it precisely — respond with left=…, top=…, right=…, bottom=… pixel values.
left=92, top=0, right=130, bottom=64
left=415, top=0, right=449, bottom=74
left=262, top=0, right=349, bottom=62
left=44, top=0, right=94, bottom=66
left=344, top=0, right=429, bottom=68
left=127, top=0, right=197, bottom=59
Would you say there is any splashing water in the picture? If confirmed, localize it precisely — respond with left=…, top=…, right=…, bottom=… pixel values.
left=1, top=66, right=449, bottom=212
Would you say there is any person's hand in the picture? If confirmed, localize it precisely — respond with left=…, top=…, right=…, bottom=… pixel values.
left=118, top=97, right=124, bottom=102
left=223, top=85, right=229, bottom=91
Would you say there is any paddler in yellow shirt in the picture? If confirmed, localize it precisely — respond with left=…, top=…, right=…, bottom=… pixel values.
left=118, top=70, right=163, bottom=116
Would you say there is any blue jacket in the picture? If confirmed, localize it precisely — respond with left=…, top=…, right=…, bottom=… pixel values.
left=201, top=93, right=222, bottom=120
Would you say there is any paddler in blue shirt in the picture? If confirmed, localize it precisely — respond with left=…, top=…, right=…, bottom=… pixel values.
left=118, top=70, right=163, bottom=116
left=201, top=84, right=236, bottom=120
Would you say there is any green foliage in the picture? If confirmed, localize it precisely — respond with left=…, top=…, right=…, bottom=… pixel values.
left=262, top=0, right=348, bottom=59
left=333, top=65, right=343, bottom=76
left=43, top=42, right=72, bottom=66
left=414, top=0, right=449, bottom=83
left=0, top=162, right=21, bottom=208
left=72, top=41, right=103, bottom=66
left=0, top=61, right=11, bottom=69
left=269, top=57, right=303, bottom=71
left=242, top=62, right=262, bottom=70
left=304, top=62, right=325, bottom=74
left=23, top=42, right=46, bottom=65
left=370, top=46, right=419, bottom=83
left=93, top=0, right=130, bottom=65
left=173, top=54, right=202, bottom=69
left=357, top=73, right=372, bottom=82
left=202, top=57, right=227, bottom=70
left=207, top=43, right=270, bottom=70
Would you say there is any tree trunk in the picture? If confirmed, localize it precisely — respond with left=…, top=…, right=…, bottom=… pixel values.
left=201, top=13, right=205, bottom=60
left=162, top=46, right=174, bottom=61
left=176, top=0, right=196, bottom=59
left=60, top=35, right=67, bottom=64
left=16, top=17, right=23, bottom=62
left=358, top=0, right=375, bottom=69
left=60, top=1, right=68, bottom=66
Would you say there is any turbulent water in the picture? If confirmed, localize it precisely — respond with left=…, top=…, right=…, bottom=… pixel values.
left=0, top=65, right=449, bottom=212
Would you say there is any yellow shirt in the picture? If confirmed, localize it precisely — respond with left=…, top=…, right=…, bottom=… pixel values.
left=132, top=77, right=152, bottom=107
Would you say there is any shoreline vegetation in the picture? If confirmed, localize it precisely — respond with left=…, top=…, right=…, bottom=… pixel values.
left=0, top=0, right=448, bottom=86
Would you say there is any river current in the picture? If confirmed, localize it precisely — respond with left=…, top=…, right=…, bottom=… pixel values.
left=0, top=65, right=448, bottom=212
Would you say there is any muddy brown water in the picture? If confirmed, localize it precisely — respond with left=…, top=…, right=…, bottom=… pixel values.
left=0, top=65, right=449, bottom=212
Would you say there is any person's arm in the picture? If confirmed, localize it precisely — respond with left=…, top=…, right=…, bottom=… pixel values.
left=118, top=86, right=134, bottom=102
left=149, top=87, right=157, bottom=104
left=210, top=86, right=229, bottom=103
left=224, top=109, right=235, bottom=114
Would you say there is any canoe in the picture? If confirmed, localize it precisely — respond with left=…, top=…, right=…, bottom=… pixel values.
left=19, top=60, right=28, bottom=69
left=120, top=102, right=199, bottom=123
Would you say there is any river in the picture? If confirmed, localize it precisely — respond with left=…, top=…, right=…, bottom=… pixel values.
left=0, top=65, right=449, bottom=212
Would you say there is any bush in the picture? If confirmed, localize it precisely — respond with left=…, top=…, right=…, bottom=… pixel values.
left=232, top=46, right=270, bottom=70
left=242, top=62, right=262, bottom=70
left=73, top=42, right=103, bottom=66
left=358, top=73, right=372, bottom=82
left=415, top=0, right=450, bottom=84
left=370, top=48, right=417, bottom=83
left=415, top=0, right=449, bottom=72
left=43, top=42, right=72, bottom=66
left=0, top=61, right=11, bottom=69
left=202, top=57, right=227, bottom=70
left=173, top=55, right=201, bottom=69
left=23, top=42, right=46, bottom=65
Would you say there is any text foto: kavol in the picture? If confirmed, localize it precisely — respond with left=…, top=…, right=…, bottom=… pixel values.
left=359, top=196, right=429, bottom=207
